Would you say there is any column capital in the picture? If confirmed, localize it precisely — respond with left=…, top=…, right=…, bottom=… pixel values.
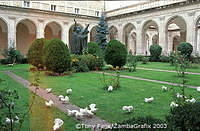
left=187, top=11, right=195, bottom=17
left=63, top=21, right=69, bottom=25
left=8, top=16, right=16, bottom=20
left=159, top=16, right=165, bottom=21
left=118, top=23, right=122, bottom=27
left=136, top=20, right=141, bottom=24
left=38, top=19, right=44, bottom=22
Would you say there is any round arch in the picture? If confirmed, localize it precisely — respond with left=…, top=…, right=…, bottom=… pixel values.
left=142, top=20, right=159, bottom=55
left=195, top=16, right=200, bottom=54
left=44, top=21, right=62, bottom=40
left=16, top=19, right=36, bottom=55
left=0, top=17, right=8, bottom=58
left=165, top=15, right=187, bottom=52
left=127, top=30, right=137, bottom=55
left=123, top=23, right=136, bottom=46
left=109, top=25, right=118, bottom=41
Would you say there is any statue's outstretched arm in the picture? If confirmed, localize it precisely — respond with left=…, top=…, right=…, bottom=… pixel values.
left=73, top=19, right=77, bottom=31
left=74, top=19, right=77, bottom=26
left=83, top=24, right=89, bottom=34
left=85, top=24, right=89, bottom=30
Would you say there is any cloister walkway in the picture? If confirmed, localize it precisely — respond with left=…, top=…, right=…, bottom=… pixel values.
left=137, top=67, right=200, bottom=76
left=95, top=72, right=198, bottom=89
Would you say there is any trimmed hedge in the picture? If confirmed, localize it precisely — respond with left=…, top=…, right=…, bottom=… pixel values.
left=177, top=42, right=193, bottom=58
left=43, top=39, right=71, bottom=73
left=27, top=38, right=47, bottom=68
left=149, top=44, right=162, bottom=62
left=105, top=40, right=127, bottom=67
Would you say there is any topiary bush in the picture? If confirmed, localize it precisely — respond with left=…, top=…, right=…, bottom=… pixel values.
left=105, top=40, right=127, bottom=67
left=177, top=42, right=193, bottom=58
left=166, top=102, right=200, bottom=131
left=43, top=39, right=71, bottom=73
left=27, top=38, right=47, bottom=68
left=149, top=44, right=162, bottom=62
left=88, top=42, right=101, bottom=56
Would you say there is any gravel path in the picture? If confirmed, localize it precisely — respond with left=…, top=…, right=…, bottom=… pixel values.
left=95, top=72, right=198, bottom=89
left=137, top=67, right=200, bottom=75
left=4, top=71, right=110, bottom=131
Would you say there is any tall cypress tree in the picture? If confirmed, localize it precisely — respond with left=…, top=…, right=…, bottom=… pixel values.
left=95, top=13, right=109, bottom=50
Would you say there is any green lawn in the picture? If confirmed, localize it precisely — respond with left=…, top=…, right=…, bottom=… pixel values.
left=1, top=63, right=200, bottom=124
left=0, top=64, right=30, bottom=71
left=12, top=68, right=200, bottom=123
left=137, top=62, right=200, bottom=73
left=107, top=69, right=200, bottom=87
left=0, top=72, right=85, bottom=131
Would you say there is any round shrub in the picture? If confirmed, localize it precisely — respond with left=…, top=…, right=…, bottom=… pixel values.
left=43, top=39, right=71, bottom=73
left=149, top=44, right=162, bottom=62
left=166, top=102, right=200, bottom=130
left=27, top=38, right=47, bottom=68
left=88, top=42, right=101, bottom=56
left=177, top=42, right=193, bottom=58
left=105, top=40, right=127, bottom=67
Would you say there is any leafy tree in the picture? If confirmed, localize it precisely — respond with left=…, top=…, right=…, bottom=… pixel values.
left=95, top=14, right=109, bottom=50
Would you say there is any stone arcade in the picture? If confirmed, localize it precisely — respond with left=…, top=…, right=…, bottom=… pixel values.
left=0, top=0, right=199, bottom=56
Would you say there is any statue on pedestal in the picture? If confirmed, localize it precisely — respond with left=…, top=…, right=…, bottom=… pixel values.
left=71, top=19, right=89, bottom=54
